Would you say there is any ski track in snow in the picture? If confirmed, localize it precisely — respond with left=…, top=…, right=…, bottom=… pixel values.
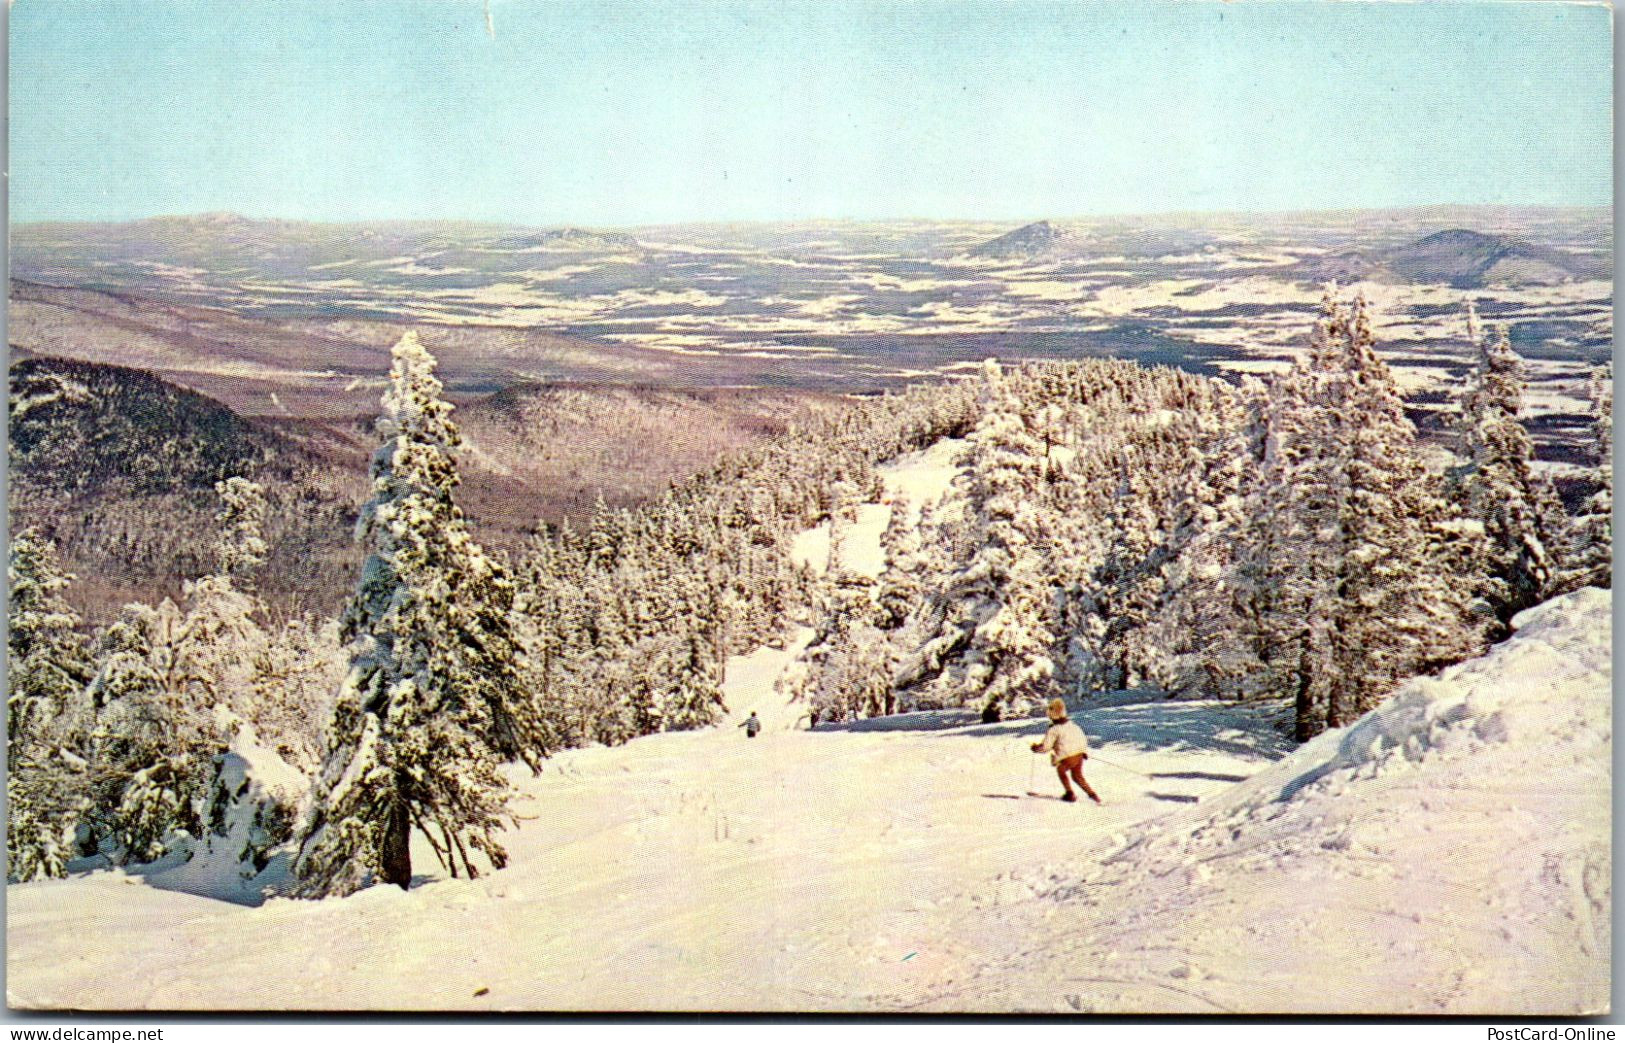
left=6, top=441, right=1611, bottom=1014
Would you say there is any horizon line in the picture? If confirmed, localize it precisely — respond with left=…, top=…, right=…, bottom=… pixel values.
left=11, top=201, right=1614, bottom=234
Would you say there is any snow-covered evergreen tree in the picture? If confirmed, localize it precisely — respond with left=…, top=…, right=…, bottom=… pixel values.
left=1254, top=293, right=1484, bottom=739
left=1147, top=388, right=1263, bottom=699
left=213, top=477, right=269, bottom=585
left=7, top=529, right=93, bottom=880
left=247, top=616, right=345, bottom=774
left=7, top=741, right=86, bottom=882
left=1559, top=364, right=1612, bottom=592
left=793, top=566, right=892, bottom=723
left=73, top=476, right=307, bottom=870
left=945, top=361, right=1058, bottom=718
left=1328, top=297, right=1481, bottom=717
left=1248, top=296, right=1351, bottom=738
left=8, top=529, right=91, bottom=738
left=84, top=598, right=224, bottom=862
left=660, top=630, right=726, bottom=731
left=293, top=331, right=540, bottom=897
left=1453, top=314, right=1565, bottom=629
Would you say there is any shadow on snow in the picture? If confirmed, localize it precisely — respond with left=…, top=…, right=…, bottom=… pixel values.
left=813, top=692, right=1293, bottom=763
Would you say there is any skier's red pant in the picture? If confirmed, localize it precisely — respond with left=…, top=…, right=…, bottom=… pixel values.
left=1056, top=754, right=1100, bottom=802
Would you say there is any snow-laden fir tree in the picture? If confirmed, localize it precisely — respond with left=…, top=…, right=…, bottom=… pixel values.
left=901, top=361, right=1057, bottom=720
left=192, top=611, right=345, bottom=881
left=7, top=529, right=93, bottom=880
left=1061, top=373, right=1236, bottom=694
left=213, top=476, right=270, bottom=586
left=876, top=491, right=923, bottom=631
left=512, top=533, right=595, bottom=748
left=1558, top=364, right=1612, bottom=593
left=75, top=472, right=317, bottom=873
left=788, top=484, right=883, bottom=722
left=1088, top=471, right=1169, bottom=690
left=1453, top=311, right=1566, bottom=630
left=1255, top=293, right=1483, bottom=739
left=245, top=616, right=345, bottom=775
left=661, top=630, right=727, bottom=731
left=92, top=473, right=282, bottom=865
left=8, top=529, right=91, bottom=739
left=1142, top=388, right=1263, bottom=699
left=884, top=496, right=962, bottom=708
left=294, top=331, right=542, bottom=897
left=792, top=571, right=891, bottom=723
left=80, top=597, right=219, bottom=862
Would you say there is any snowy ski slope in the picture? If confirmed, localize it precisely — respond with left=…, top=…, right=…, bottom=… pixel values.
left=5, top=443, right=1609, bottom=1013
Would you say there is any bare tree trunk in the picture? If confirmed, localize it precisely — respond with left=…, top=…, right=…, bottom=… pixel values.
left=1293, top=641, right=1318, bottom=743
left=1325, top=630, right=1349, bottom=730
left=379, top=799, right=412, bottom=890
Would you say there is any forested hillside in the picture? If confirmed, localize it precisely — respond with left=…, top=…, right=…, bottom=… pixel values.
left=6, top=290, right=1611, bottom=902
left=9, top=355, right=359, bottom=618
left=793, top=294, right=1610, bottom=743
left=8, top=357, right=843, bottom=622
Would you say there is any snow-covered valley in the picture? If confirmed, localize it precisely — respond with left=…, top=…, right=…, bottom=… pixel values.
left=6, top=440, right=1611, bottom=1014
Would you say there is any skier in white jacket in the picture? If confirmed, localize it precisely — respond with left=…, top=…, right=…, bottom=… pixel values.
left=1031, top=698, right=1101, bottom=804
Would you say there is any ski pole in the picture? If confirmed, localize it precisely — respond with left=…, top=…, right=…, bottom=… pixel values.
left=1028, top=751, right=1037, bottom=790
left=1088, top=753, right=1151, bottom=778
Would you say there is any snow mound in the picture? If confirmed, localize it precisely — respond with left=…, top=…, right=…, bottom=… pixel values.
left=125, top=723, right=309, bottom=906
left=1278, top=585, right=1612, bottom=802
left=928, top=587, right=1612, bottom=1015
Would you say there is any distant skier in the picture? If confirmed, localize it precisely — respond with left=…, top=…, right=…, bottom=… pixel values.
left=740, top=712, right=761, bottom=738
left=1031, top=698, right=1101, bottom=804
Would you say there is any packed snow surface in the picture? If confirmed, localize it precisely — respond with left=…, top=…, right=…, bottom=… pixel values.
left=7, top=670, right=1292, bottom=1010
left=7, top=438, right=1609, bottom=1013
left=908, top=587, right=1612, bottom=1015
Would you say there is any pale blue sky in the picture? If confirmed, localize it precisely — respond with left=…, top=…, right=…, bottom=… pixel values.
left=9, top=0, right=1614, bottom=225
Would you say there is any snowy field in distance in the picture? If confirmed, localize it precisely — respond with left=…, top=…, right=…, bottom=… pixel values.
left=12, top=212, right=1611, bottom=415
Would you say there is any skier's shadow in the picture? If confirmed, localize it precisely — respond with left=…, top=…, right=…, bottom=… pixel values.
left=1148, top=771, right=1249, bottom=783
left=982, top=791, right=1202, bottom=804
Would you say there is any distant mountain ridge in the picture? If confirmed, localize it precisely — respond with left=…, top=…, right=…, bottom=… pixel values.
left=15, top=214, right=642, bottom=253
left=967, top=220, right=1082, bottom=259
left=488, top=227, right=642, bottom=252
left=1383, top=228, right=1600, bottom=286
left=1303, top=228, right=1607, bottom=288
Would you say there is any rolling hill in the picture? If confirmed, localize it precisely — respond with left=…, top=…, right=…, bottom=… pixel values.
left=967, top=220, right=1082, bottom=259
left=1301, top=228, right=1608, bottom=288
left=8, top=354, right=841, bottom=621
